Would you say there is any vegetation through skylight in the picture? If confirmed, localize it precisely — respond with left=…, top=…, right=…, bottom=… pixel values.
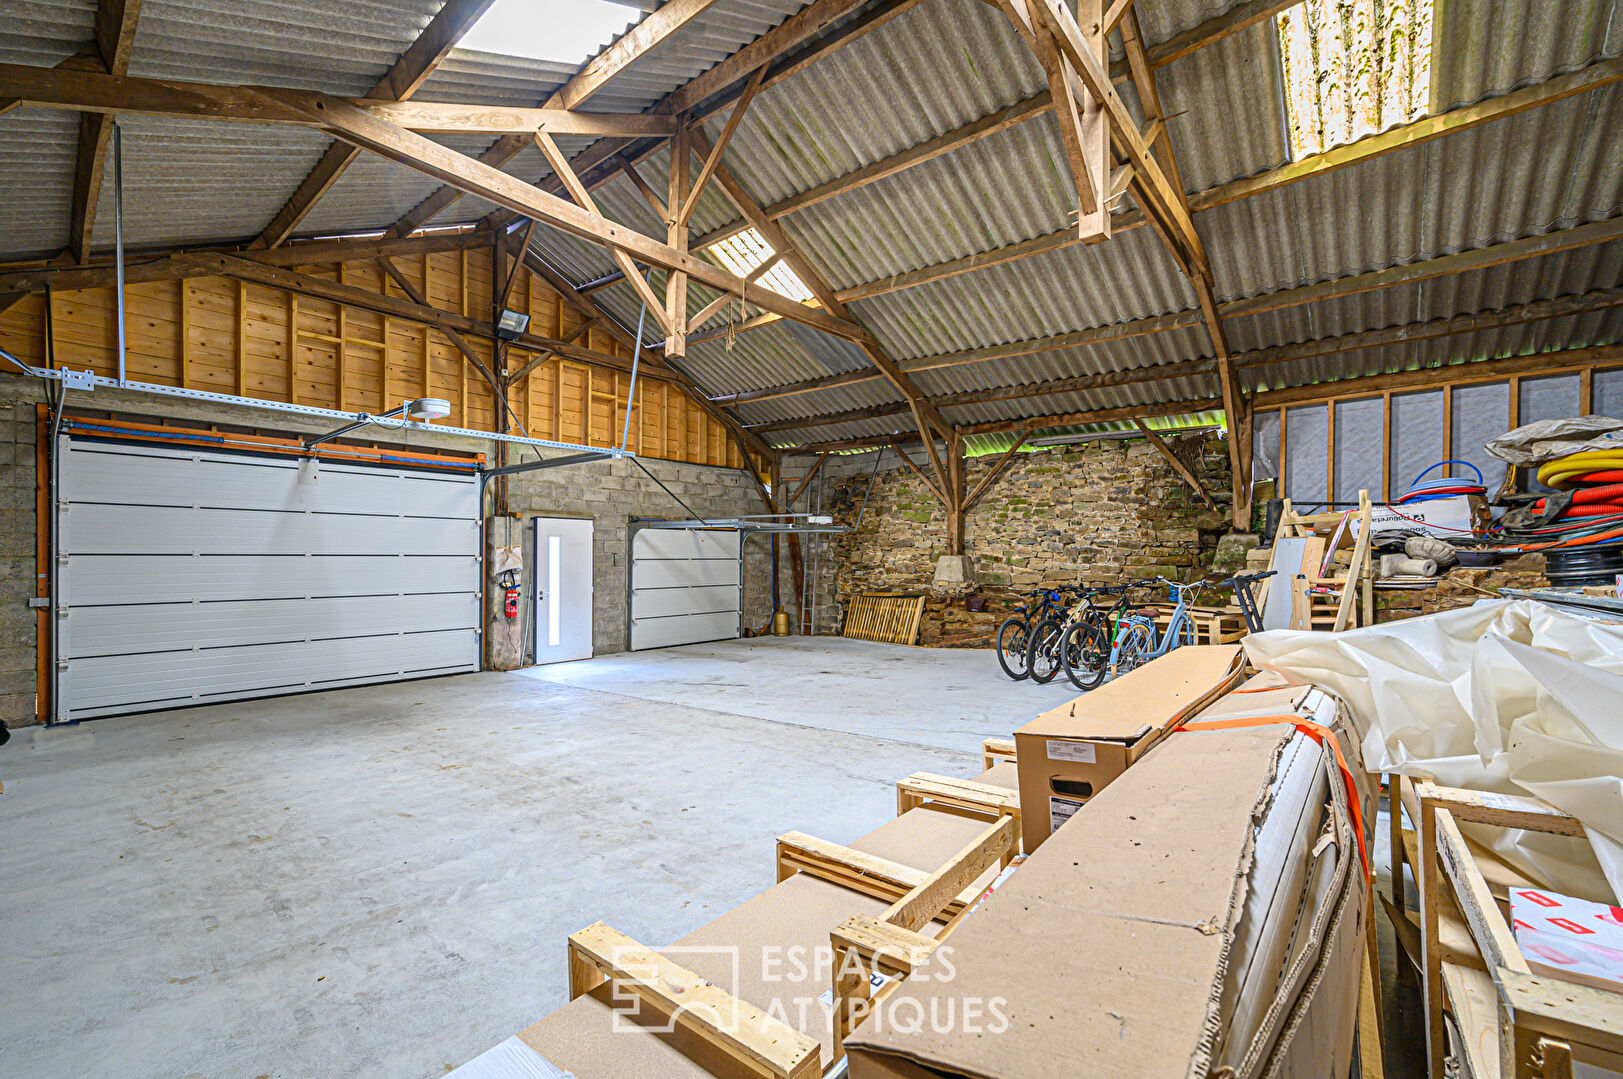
left=1275, top=0, right=1434, bottom=159
left=458, top=0, right=642, bottom=65
left=707, top=227, right=815, bottom=304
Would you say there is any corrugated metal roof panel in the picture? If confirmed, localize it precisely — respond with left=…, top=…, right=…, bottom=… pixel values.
left=0, top=108, right=78, bottom=260
left=1135, top=0, right=1257, bottom=46
left=1202, top=85, right=1623, bottom=302
left=849, top=227, right=1197, bottom=361
left=733, top=378, right=903, bottom=425
left=678, top=317, right=874, bottom=392
left=1154, top=21, right=1290, bottom=194
left=85, top=116, right=331, bottom=252
left=1240, top=308, right=1623, bottom=394
left=414, top=50, right=575, bottom=107
left=0, top=0, right=94, bottom=66
left=1224, top=238, right=1623, bottom=353
left=718, top=0, right=1043, bottom=210
left=127, top=0, right=444, bottom=95
left=1431, top=0, right=1623, bottom=110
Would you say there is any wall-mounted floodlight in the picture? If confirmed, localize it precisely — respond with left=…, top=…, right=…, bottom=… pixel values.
left=304, top=398, right=453, bottom=448
left=495, top=309, right=530, bottom=340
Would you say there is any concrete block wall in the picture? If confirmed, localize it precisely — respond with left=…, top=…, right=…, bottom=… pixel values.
left=0, top=376, right=779, bottom=726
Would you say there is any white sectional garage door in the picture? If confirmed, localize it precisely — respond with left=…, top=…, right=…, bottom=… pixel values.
left=56, top=437, right=482, bottom=721
left=628, top=527, right=741, bottom=651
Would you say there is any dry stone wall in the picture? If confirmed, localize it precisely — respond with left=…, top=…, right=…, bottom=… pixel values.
left=817, top=434, right=1233, bottom=645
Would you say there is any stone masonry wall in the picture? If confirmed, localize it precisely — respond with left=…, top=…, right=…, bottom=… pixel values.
left=817, top=433, right=1233, bottom=645
left=0, top=377, right=777, bottom=726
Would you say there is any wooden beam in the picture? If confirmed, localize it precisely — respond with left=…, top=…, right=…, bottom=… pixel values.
left=889, top=436, right=948, bottom=505
left=0, top=228, right=489, bottom=296
left=619, top=158, right=668, bottom=220
left=1133, top=418, right=1219, bottom=511
left=815, top=55, right=1623, bottom=308
left=787, top=451, right=830, bottom=505
left=1255, top=344, right=1623, bottom=408
left=560, top=0, right=728, bottom=111
left=353, top=101, right=682, bottom=136
left=533, top=128, right=672, bottom=335
left=665, top=126, right=691, bottom=354
left=252, top=0, right=498, bottom=248
left=519, top=247, right=775, bottom=462
left=686, top=128, right=955, bottom=441
left=962, top=429, right=1031, bottom=511
left=66, top=0, right=142, bottom=264
left=1142, top=0, right=1298, bottom=70
left=680, top=64, right=766, bottom=229
left=383, top=0, right=726, bottom=235
left=376, top=255, right=500, bottom=398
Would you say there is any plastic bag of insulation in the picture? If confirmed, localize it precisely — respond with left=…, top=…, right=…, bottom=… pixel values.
left=1484, top=416, right=1623, bottom=466
left=1242, top=599, right=1623, bottom=903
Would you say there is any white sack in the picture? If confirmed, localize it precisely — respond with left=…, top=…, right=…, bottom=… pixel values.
left=1243, top=600, right=1623, bottom=902
left=1484, top=416, right=1623, bottom=466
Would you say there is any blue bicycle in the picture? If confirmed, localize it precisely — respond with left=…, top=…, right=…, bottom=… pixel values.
left=1106, top=577, right=1205, bottom=678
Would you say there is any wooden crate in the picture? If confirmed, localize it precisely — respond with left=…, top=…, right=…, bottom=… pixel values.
left=1409, top=782, right=1620, bottom=1079
left=841, top=592, right=925, bottom=645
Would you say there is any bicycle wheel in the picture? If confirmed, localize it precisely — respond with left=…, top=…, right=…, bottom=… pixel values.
left=1113, top=620, right=1156, bottom=678
left=1061, top=619, right=1110, bottom=690
left=1167, top=614, right=1197, bottom=651
left=1027, top=618, right=1065, bottom=684
left=995, top=617, right=1032, bottom=680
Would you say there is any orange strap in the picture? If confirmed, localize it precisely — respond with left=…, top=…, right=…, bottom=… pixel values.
left=1225, top=683, right=1298, bottom=694
left=1175, top=713, right=1370, bottom=883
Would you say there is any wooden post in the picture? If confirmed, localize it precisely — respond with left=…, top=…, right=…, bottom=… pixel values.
left=664, top=126, right=690, bottom=357
left=946, top=430, right=966, bottom=555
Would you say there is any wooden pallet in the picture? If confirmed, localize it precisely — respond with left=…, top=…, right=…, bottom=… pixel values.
left=841, top=592, right=926, bottom=645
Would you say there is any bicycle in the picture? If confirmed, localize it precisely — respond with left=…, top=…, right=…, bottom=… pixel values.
left=994, top=585, right=1078, bottom=681
left=1053, top=582, right=1143, bottom=690
left=1104, top=577, right=1205, bottom=679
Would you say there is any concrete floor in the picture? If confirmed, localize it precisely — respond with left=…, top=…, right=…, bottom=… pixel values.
left=0, top=638, right=1075, bottom=1079
left=0, top=637, right=1426, bottom=1078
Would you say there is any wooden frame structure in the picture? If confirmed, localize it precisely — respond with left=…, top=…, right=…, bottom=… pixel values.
left=841, top=592, right=926, bottom=644
left=827, top=814, right=1020, bottom=1060
left=1269, top=490, right=1374, bottom=632
left=895, top=772, right=1022, bottom=845
left=1414, top=782, right=1621, bottom=1079
left=980, top=736, right=1016, bottom=770
left=566, top=920, right=820, bottom=1079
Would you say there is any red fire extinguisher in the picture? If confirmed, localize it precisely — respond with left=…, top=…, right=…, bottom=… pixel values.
left=499, top=569, right=520, bottom=620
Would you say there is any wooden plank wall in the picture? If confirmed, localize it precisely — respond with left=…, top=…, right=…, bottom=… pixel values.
left=0, top=248, right=744, bottom=469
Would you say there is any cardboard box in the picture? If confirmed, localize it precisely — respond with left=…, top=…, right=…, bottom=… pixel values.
left=1014, top=645, right=1244, bottom=850
left=846, top=719, right=1367, bottom=1079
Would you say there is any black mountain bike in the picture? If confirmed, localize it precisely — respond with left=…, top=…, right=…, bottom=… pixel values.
left=995, top=585, right=1078, bottom=681
left=1056, top=581, right=1158, bottom=690
left=1216, top=569, right=1277, bottom=632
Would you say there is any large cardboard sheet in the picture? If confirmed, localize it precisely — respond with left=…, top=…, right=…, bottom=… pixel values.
left=846, top=725, right=1296, bottom=1079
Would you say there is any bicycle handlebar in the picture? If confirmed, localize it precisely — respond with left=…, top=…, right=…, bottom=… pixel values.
left=1218, top=569, right=1277, bottom=587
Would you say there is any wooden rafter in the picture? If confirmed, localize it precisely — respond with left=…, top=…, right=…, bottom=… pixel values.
left=65, top=0, right=143, bottom=265
left=889, top=436, right=948, bottom=506
left=1133, top=419, right=1219, bottom=511
left=251, top=0, right=498, bottom=248
left=721, top=213, right=1623, bottom=406
left=686, top=127, right=955, bottom=442
left=962, top=429, right=1031, bottom=512
left=743, top=285, right=1623, bottom=436
left=680, top=64, right=766, bottom=229
left=0, top=228, right=490, bottom=296
left=381, top=0, right=725, bottom=237
left=375, top=255, right=501, bottom=400
left=533, top=128, right=672, bottom=336
left=787, top=451, right=831, bottom=505
left=519, top=247, right=775, bottom=463
left=665, top=127, right=691, bottom=354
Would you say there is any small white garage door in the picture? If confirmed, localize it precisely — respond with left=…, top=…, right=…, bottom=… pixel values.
left=56, top=436, right=482, bottom=720
left=628, top=527, right=741, bottom=651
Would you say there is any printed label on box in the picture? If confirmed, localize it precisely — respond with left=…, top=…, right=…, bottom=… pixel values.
left=1050, top=796, right=1085, bottom=833
left=1047, top=740, right=1096, bottom=764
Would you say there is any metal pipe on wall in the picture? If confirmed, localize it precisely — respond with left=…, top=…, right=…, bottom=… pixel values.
left=113, top=121, right=126, bottom=387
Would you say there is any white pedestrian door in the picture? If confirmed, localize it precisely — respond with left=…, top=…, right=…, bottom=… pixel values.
left=531, top=517, right=593, bottom=664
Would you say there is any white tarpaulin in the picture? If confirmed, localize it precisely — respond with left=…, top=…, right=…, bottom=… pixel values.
left=1243, top=600, right=1623, bottom=903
